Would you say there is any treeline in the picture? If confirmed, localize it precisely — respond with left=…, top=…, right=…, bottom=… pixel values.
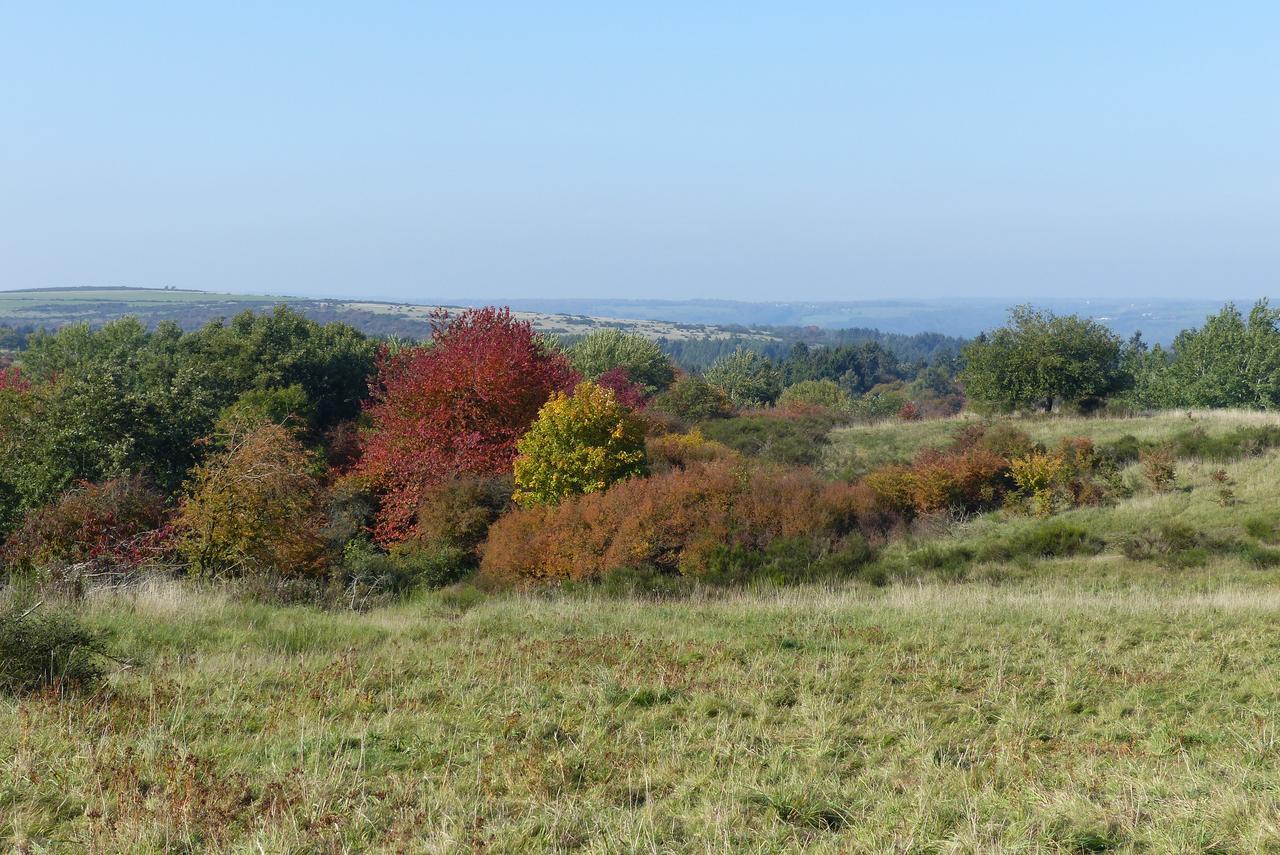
left=6, top=298, right=1280, bottom=612
left=958, top=301, right=1280, bottom=414
left=654, top=325, right=965, bottom=370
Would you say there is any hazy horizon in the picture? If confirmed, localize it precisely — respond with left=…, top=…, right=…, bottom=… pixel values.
left=4, top=4, right=1277, bottom=301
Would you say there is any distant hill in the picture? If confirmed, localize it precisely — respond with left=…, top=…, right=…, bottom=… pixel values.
left=489, top=297, right=1246, bottom=344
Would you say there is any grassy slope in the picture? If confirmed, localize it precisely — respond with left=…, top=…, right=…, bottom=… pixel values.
left=7, top=410, right=1280, bottom=852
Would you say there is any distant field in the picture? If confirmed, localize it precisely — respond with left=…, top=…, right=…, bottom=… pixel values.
left=8, top=410, right=1280, bottom=851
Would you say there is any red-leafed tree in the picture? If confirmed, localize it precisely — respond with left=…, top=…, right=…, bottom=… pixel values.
left=595, top=366, right=648, bottom=410
left=354, top=307, right=578, bottom=543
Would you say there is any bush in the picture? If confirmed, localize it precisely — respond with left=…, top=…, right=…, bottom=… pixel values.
left=567, top=330, right=675, bottom=395
left=342, top=540, right=470, bottom=597
left=411, top=476, right=511, bottom=554
left=3, top=476, right=170, bottom=574
left=997, top=521, right=1104, bottom=560
left=480, top=461, right=875, bottom=586
left=175, top=423, right=328, bottom=577
left=513, top=382, right=648, bottom=507
left=1121, top=522, right=1210, bottom=568
left=648, top=375, right=736, bottom=426
left=645, top=430, right=739, bottom=472
left=778, top=380, right=852, bottom=413
left=698, top=412, right=837, bottom=467
left=354, top=307, right=578, bottom=543
left=864, top=447, right=1011, bottom=517
left=704, top=350, right=782, bottom=408
left=0, top=601, right=107, bottom=694
left=1140, top=446, right=1177, bottom=493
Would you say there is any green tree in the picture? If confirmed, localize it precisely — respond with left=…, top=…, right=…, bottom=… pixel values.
left=705, top=349, right=782, bottom=408
left=512, top=382, right=647, bottom=507
left=1153, top=302, right=1280, bottom=409
left=960, top=306, right=1126, bottom=413
left=567, top=330, right=676, bottom=395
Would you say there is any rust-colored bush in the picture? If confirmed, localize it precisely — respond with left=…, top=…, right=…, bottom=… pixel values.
left=863, top=446, right=1011, bottom=517
left=479, top=461, right=870, bottom=585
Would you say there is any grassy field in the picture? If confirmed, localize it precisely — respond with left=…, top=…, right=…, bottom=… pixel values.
left=7, top=410, right=1280, bottom=853
left=827, top=408, right=1280, bottom=472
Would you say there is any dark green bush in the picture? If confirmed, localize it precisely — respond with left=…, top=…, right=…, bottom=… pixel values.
left=0, top=602, right=107, bottom=694
left=1245, top=516, right=1280, bottom=545
left=993, top=521, right=1105, bottom=561
left=1120, top=522, right=1212, bottom=568
left=698, top=413, right=838, bottom=467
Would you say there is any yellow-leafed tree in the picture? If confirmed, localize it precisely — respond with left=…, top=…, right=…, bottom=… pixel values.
left=512, top=382, right=647, bottom=507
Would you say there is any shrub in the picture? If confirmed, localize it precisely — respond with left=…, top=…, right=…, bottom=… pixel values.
left=354, top=307, right=578, bottom=543
left=567, top=330, right=675, bottom=395
left=0, top=365, right=30, bottom=392
left=0, top=601, right=107, bottom=694
left=176, top=423, right=328, bottom=577
left=3, top=476, right=170, bottom=574
left=1121, top=522, right=1210, bottom=568
left=1140, top=446, right=1177, bottom=493
left=648, top=375, right=736, bottom=426
left=1010, top=451, right=1066, bottom=516
left=778, top=380, right=852, bottom=413
left=215, top=384, right=314, bottom=437
left=480, top=461, right=873, bottom=586
left=698, top=412, right=837, bottom=467
left=595, top=366, right=648, bottom=410
left=645, top=430, right=739, bottom=472
left=997, top=521, right=1104, bottom=560
left=864, top=447, right=1011, bottom=517
left=897, top=401, right=921, bottom=421
left=1245, top=516, right=1280, bottom=545
left=513, top=382, right=648, bottom=507
left=411, top=476, right=511, bottom=554
left=342, top=540, right=471, bottom=597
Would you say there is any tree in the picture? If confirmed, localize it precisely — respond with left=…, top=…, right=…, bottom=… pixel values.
left=175, top=422, right=327, bottom=576
left=567, top=330, right=675, bottom=395
left=960, top=306, right=1126, bottom=413
left=1149, top=302, right=1280, bottom=409
left=512, top=382, right=647, bottom=507
left=354, top=307, right=578, bottom=543
left=705, top=349, right=783, bottom=408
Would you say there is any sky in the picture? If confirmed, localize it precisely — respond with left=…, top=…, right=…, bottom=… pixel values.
left=1, top=2, right=1277, bottom=302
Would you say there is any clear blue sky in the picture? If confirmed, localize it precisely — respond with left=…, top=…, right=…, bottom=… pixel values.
left=2, top=2, right=1276, bottom=301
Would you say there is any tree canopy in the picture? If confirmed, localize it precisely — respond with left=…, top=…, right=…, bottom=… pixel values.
left=960, top=306, right=1126, bottom=413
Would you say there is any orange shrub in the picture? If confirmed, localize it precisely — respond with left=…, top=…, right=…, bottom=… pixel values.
left=863, top=447, right=1011, bottom=517
left=479, top=461, right=872, bottom=585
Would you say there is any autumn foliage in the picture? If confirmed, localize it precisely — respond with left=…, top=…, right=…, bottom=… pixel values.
left=512, top=382, right=648, bottom=507
left=3, top=475, right=170, bottom=572
left=176, top=423, right=328, bottom=576
left=354, top=307, right=578, bottom=543
left=481, top=461, right=880, bottom=585
left=0, top=365, right=30, bottom=393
